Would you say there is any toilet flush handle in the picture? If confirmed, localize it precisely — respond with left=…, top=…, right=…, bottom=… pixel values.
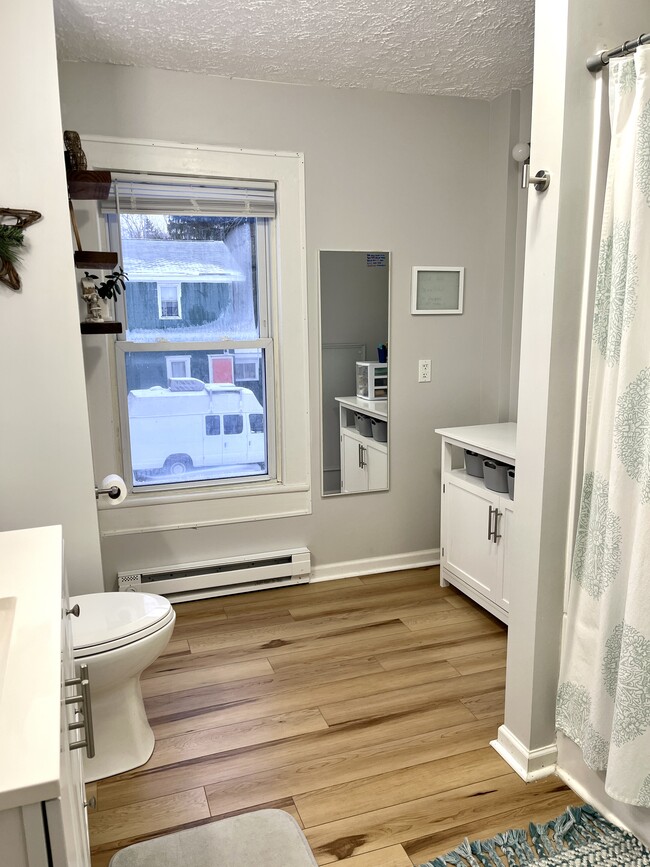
left=66, top=604, right=80, bottom=617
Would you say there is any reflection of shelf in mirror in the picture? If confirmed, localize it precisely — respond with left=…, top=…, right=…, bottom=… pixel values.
left=335, top=396, right=387, bottom=422
left=341, top=425, right=387, bottom=452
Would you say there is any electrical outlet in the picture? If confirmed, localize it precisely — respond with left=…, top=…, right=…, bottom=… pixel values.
left=418, top=359, right=432, bottom=382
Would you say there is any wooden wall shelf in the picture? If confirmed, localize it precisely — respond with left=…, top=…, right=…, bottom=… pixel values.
left=80, top=322, right=123, bottom=335
left=74, top=250, right=119, bottom=270
left=67, top=170, right=112, bottom=200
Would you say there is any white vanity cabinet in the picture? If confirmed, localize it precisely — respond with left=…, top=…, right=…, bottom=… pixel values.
left=0, top=526, right=92, bottom=867
left=336, top=397, right=388, bottom=493
left=436, top=424, right=516, bottom=624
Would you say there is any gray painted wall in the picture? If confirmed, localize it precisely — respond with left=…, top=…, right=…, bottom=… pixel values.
left=57, top=61, right=529, bottom=584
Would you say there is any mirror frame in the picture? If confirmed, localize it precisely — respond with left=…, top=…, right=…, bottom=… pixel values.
left=316, top=248, right=391, bottom=498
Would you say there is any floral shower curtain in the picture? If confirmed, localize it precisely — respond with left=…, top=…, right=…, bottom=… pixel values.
left=556, top=48, right=650, bottom=807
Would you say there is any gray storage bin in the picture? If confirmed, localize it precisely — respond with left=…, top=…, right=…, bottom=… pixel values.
left=507, top=467, right=515, bottom=500
left=483, top=459, right=510, bottom=493
left=354, top=413, right=373, bottom=437
left=465, top=450, right=484, bottom=478
left=371, top=418, right=388, bottom=442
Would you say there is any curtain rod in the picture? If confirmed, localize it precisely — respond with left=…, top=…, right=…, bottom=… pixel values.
left=587, top=33, right=650, bottom=72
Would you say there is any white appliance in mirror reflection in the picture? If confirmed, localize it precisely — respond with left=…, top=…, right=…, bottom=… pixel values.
left=318, top=250, right=390, bottom=496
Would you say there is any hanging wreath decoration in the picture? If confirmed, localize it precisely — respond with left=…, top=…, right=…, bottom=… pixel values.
left=0, top=208, right=42, bottom=291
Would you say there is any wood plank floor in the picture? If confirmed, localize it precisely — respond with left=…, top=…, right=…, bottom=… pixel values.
left=88, top=567, right=579, bottom=866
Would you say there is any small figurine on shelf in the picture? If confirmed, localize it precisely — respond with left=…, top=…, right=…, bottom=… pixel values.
left=81, top=276, right=104, bottom=322
left=63, top=130, right=87, bottom=172
left=80, top=266, right=128, bottom=322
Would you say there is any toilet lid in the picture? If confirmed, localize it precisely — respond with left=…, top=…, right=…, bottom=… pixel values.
left=70, top=592, right=174, bottom=656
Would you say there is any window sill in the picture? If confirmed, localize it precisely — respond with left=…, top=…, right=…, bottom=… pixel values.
left=97, top=480, right=311, bottom=536
left=97, top=478, right=307, bottom=510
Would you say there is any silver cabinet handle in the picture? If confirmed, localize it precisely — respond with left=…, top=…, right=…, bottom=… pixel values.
left=487, top=506, right=495, bottom=541
left=66, top=604, right=80, bottom=617
left=66, top=663, right=95, bottom=759
left=358, top=443, right=362, bottom=468
left=493, top=509, right=502, bottom=542
left=360, top=445, right=367, bottom=469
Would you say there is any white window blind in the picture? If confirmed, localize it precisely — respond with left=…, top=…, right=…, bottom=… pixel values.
left=103, top=175, right=276, bottom=218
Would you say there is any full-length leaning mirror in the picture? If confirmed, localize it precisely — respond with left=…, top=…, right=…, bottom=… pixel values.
left=319, top=250, right=390, bottom=496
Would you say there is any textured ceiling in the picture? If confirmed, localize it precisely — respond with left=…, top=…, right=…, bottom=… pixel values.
left=54, top=0, right=534, bottom=100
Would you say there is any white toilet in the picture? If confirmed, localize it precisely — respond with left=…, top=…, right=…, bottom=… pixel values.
left=69, top=592, right=176, bottom=782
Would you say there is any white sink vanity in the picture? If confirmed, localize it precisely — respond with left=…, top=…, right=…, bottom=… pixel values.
left=0, top=526, right=91, bottom=867
left=436, top=423, right=516, bottom=624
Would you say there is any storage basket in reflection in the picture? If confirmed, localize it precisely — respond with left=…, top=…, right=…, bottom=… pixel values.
left=356, top=362, right=388, bottom=401
left=371, top=418, right=388, bottom=442
left=354, top=413, right=373, bottom=437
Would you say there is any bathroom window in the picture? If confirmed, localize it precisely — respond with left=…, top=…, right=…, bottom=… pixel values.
left=107, top=175, right=275, bottom=489
left=80, top=136, right=309, bottom=532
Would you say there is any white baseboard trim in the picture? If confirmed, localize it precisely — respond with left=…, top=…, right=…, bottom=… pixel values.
left=311, top=549, right=440, bottom=583
left=491, top=725, right=558, bottom=782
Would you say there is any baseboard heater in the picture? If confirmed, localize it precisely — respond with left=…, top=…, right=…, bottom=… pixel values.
left=117, top=547, right=311, bottom=602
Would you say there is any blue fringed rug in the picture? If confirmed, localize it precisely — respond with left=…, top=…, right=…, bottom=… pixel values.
left=419, top=804, right=650, bottom=866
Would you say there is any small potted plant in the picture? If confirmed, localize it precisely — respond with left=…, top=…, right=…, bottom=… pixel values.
left=81, top=266, right=128, bottom=322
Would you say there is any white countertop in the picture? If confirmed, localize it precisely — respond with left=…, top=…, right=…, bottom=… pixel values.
left=335, top=396, right=388, bottom=421
left=0, top=526, right=63, bottom=810
left=435, top=422, right=516, bottom=463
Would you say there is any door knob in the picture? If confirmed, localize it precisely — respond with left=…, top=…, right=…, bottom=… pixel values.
left=66, top=604, right=80, bottom=617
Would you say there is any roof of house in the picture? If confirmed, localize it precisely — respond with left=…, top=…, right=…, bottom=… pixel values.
left=122, top=239, right=245, bottom=283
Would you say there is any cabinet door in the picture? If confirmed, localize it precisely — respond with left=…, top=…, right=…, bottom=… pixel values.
left=367, top=443, right=388, bottom=490
left=445, top=478, right=500, bottom=602
left=497, top=498, right=515, bottom=612
left=54, top=572, right=91, bottom=867
left=341, top=433, right=367, bottom=493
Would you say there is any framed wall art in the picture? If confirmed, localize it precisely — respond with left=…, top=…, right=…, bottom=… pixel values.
left=411, top=266, right=464, bottom=315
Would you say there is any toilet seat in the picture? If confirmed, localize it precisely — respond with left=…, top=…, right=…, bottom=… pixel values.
left=70, top=592, right=174, bottom=657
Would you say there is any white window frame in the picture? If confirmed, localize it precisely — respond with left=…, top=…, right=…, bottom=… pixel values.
left=113, top=217, right=275, bottom=493
left=165, top=354, right=191, bottom=380
left=157, top=281, right=182, bottom=319
left=77, top=135, right=310, bottom=536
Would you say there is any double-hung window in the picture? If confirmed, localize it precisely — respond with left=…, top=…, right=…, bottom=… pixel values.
left=105, top=175, right=276, bottom=489
left=80, top=136, right=309, bottom=534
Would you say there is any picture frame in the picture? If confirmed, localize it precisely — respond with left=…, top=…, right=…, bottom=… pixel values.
left=411, top=266, right=464, bottom=315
